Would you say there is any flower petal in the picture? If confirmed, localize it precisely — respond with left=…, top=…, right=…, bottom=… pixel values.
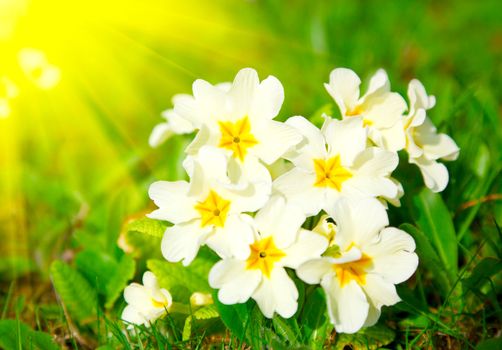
left=296, top=258, right=333, bottom=285
left=322, top=276, right=369, bottom=334
left=323, top=117, right=367, bottom=165
left=161, top=108, right=195, bottom=134
left=365, top=227, right=418, bottom=284
left=415, top=119, right=459, bottom=160
left=407, top=79, right=435, bottom=115
left=124, top=284, right=152, bottom=311
left=192, top=78, right=227, bottom=118
left=254, top=195, right=305, bottom=248
left=352, top=147, right=398, bottom=177
left=362, top=92, right=407, bottom=129
left=376, top=118, right=406, bottom=152
left=122, top=305, right=147, bottom=327
left=364, top=69, right=390, bottom=97
left=252, top=267, right=298, bottom=318
left=205, top=214, right=255, bottom=259
left=253, top=120, right=302, bottom=164
left=148, top=181, right=197, bottom=224
left=273, top=167, right=325, bottom=216
left=250, top=75, right=284, bottom=120
left=149, top=122, right=172, bottom=148
left=285, top=116, right=327, bottom=169
left=362, top=274, right=401, bottom=308
left=209, top=259, right=262, bottom=304
left=330, top=198, right=389, bottom=247
left=281, top=229, right=329, bottom=268
left=161, top=220, right=210, bottom=266
left=409, top=156, right=449, bottom=192
left=142, top=271, right=159, bottom=290
left=229, top=68, right=260, bottom=117
left=325, top=68, right=361, bottom=113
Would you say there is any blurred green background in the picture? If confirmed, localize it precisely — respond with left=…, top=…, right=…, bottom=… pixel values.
left=0, top=0, right=501, bottom=344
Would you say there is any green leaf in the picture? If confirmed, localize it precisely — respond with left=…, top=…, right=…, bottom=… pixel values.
left=105, top=254, right=136, bottom=308
left=50, top=261, right=98, bottom=322
left=75, top=250, right=117, bottom=295
left=122, top=229, right=162, bottom=260
left=463, top=257, right=502, bottom=294
left=75, top=249, right=135, bottom=308
left=147, top=248, right=217, bottom=302
left=182, top=305, right=219, bottom=341
left=477, top=337, right=502, bottom=350
left=0, top=319, right=59, bottom=350
left=300, top=288, right=332, bottom=348
left=412, top=188, right=458, bottom=280
left=333, top=324, right=395, bottom=350
left=273, top=316, right=300, bottom=345
left=213, top=291, right=250, bottom=342
left=400, top=223, right=452, bottom=297
left=125, top=217, right=168, bottom=238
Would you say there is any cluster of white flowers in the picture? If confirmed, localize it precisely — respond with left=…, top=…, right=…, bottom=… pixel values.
left=124, top=67, right=459, bottom=333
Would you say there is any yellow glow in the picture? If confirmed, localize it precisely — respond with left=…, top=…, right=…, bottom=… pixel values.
left=194, top=190, right=231, bottom=228
left=313, top=155, right=352, bottom=191
left=218, top=116, right=258, bottom=161
left=18, top=48, right=60, bottom=89
left=246, top=236, right=286, bottom=278
left=0, top=0, right=263, bottom=276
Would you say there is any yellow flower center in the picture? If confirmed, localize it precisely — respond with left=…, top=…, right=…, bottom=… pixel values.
left=346, top=105, right=372, bottom=127
left=150, top=297, right=169, bottom=309
left=218, top=116, right=259, bottom=161
left=246, top=236, right=286, bottom=278
left=313, top=155, right=352, bottom=191
left=333, top=253, right=372, bottom=287
left=194, top=190, right=231, bottom=228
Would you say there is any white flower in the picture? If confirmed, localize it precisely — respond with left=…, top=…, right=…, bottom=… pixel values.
left=149, top=96, right=196, bottom=147
left=297, top=198, right=418, bottom=334
left=149, top=82, right=232, bottom=148
left=209, top=196, right=328, bottom=318
left=404, top=79, right=460, bottom=192
left=18, top=48, right=60, bottom=90
left=325, top=68, right=407, bottom=151
left=149, top=146, right=270, bottom=265
left=175, top=68, right=302, bottom=166
left=0, top=77, right=19, bottom=119
left=274, top=116, right=400, bottom=216
left=122, top=271, right=172, bottom=328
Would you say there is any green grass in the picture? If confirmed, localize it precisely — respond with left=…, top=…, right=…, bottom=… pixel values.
left=1, top=0, right=501, bottom=348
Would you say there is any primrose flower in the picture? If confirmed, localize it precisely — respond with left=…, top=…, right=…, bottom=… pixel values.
left=149, top=97, right=195, bottom=147
left=18, top=48, right=61, bottom=90
left=209, top=196, right=328, bottom=318
left=149, top=146, right=270, bottom=265
left=122, top=271, right=172, bottom=327
left=0, top=77, right=19, bottom=118
left=274, top=116, right=400, bottom=216
left=297, top=199, right=418, bottom=333
left=149, top=82, right=232, bottom=147
left=404, top=80, right=460, bottom=192
left=174, top=68, right=302, bottom=166
left=325, top=68, right=407, bottom=151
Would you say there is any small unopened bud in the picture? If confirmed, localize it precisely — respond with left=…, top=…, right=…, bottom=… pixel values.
left=190, top=292, right=213, bottom=307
